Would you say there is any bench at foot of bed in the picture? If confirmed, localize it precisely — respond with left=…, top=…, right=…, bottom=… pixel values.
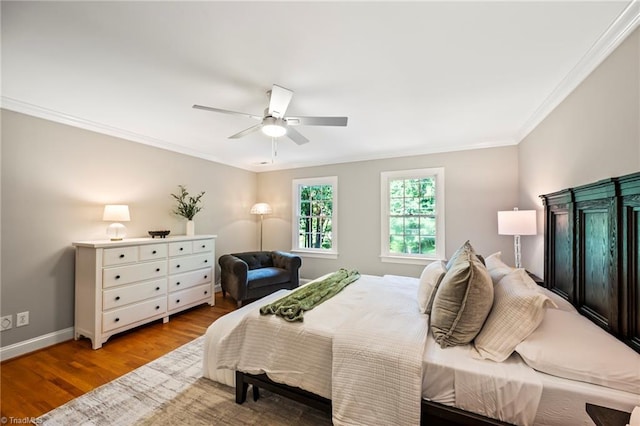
left=234, top=371, right=513, bottom=426
left=235, top=371, right=332, bottom=413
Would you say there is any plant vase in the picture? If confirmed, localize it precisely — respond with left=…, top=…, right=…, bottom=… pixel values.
left=186, top=220, right=195, bottom=236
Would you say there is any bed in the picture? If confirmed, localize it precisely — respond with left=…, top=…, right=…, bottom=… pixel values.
left=203, top=172, right=640, bottom=425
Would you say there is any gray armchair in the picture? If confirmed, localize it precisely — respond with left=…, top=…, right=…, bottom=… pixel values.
left=219, top=251, right=302, bottom=306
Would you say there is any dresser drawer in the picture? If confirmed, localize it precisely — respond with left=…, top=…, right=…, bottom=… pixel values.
left=168, top=284, right=211, bottom=310
left=139, top=243, right=168, bottom=261
left=103, top=278, right=167, bottom=310
left=169, top=268, right=212, bottom=292
left=169, top=241, right=193, bottom=256
left=192, top=239, right=214, bottom=253
left=102, top=296, right=167, bottom=332
left=103, top=246, right=139, bottom=266
left=169, top=253, right=212, bottom=274
left=103, top=260, right=167, bottom=288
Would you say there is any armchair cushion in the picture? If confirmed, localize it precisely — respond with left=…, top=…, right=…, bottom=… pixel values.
left=247, top=267, right=291, bottom=290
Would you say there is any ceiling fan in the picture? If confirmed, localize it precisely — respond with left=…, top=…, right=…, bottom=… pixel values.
left=193, top=84, right=348, bottom=145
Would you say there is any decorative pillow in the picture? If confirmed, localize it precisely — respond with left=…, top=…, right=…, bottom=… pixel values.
left=417, top=261, right=447, bottom=314
left=473, top=269, right=556, bottom=362
left=445, top=240, right=472, bottom=270
left=485, top=251, right=514, bottom=285
left=516, top=309, right=640, bottom=394
left=430, top=247, right=494, bottom=348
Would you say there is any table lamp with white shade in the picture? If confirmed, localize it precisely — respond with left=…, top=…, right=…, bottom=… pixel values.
left=498, top=208, right=536, bottom=268
left=103, top=204, right=130, bottom=241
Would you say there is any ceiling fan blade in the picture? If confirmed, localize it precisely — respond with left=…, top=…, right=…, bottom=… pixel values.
left=286, top=127, right=310, bottom=145
left=268, top=84, right=293, bottom=118
left=229, top=123, right=262, bottom=139
left=285, top=116, right=348, bottom=126
left=193, top=104, right=262, bottom=120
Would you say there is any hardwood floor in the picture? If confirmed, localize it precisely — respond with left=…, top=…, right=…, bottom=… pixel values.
left=0, top=292, right=237, bottom=420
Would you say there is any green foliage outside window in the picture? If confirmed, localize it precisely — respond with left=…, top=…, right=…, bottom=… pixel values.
left=388, top=177, right=436, bottom=255
left=298, top=184, right=333, bottom=249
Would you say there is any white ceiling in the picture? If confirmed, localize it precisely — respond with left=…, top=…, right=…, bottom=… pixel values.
left=2, top=1, right=639, bottom=172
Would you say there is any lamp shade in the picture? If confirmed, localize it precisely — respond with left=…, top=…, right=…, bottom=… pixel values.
left=261, top=117, right=287, bottom=137
left=250, top=203, right=273, bottom=215
left=103, top=205, right=130, bottom=222
left=498, top=209, right=536, bottom=235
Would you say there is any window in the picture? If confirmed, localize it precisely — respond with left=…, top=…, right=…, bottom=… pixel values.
left=381, top=168, right=445, bottom=264
left=292, top=176, right=338, bottom=258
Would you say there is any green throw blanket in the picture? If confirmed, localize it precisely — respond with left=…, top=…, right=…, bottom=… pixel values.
left=259, top=268, right=360, bottom=322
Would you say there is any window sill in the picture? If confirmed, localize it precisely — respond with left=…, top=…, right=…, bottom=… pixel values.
left=380, top=254, right=442, bottom=266
left=292, top=250, right=338, bottom=260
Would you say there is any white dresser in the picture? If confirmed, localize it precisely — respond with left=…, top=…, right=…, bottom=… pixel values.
left=73, top=235, right=216, bottom=349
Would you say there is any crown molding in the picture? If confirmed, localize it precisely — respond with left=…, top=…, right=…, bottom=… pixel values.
left=0, top=96, right=254, bottom=171
left=516, top=0, right=640, bottom=143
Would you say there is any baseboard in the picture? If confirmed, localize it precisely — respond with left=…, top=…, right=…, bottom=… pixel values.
left=0, top=327, right=74, bottom=361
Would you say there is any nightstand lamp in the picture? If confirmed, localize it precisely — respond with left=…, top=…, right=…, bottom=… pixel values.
left=103, top=204, right=130, bottom=241
left=498, top=208, right=536, bottom=268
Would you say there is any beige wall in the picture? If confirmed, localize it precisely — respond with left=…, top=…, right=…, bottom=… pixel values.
left=258, top=146, right=519, bottom=280
left=519, top=28, right=640, bottom=277
left=1, top=110, right=258, bottom=347
left=4, top=27, right=638, bottom=351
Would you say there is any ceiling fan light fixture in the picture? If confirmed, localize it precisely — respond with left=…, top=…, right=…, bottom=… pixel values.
left=262, top=116, right=287, bottom=137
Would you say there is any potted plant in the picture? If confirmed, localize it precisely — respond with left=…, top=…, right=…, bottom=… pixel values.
left=171, top=185, right=205, bottom=236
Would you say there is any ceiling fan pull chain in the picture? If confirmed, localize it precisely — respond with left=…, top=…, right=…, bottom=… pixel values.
left=271, top=137, right=278, bottom=163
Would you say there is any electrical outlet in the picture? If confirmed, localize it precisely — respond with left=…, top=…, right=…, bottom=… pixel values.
left=1, top=315, right=13, bottom=331
left=17, top=311, right=29, bottom=327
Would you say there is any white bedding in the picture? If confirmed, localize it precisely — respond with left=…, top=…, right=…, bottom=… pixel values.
left=331, top=275, right=428, bottom=426
left=423, top=332, right=542, bottom=425
left=203, top=274, right=640, bottom=426
left=212, top=275, right=428, bottom=425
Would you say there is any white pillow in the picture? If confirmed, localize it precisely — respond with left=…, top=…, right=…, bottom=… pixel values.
left=486, top=253, right=577, bottom=313
left=516, top=308, right=640, bottom=394
left=515, top=269, right=577, bottom=313
left=417, top=261, right=446, bottom=313
left=473, top=269, right=555, bottom=362
left=537, top=287, right=577, bottom=313
left=485, top=251, right=514, bottom=285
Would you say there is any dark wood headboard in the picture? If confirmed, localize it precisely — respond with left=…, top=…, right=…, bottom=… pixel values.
left=540, top=172, right=639, bottom=353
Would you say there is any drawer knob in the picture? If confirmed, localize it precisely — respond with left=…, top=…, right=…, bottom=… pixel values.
left=204, top=291, right=208, bottom=295
left=204, top=259, right=208, bottom=263
left=204, top=275, right=208, bottom=279
left=176, top=265, right=181, bottom=268
left=155, top=286, right=160, bottom=291
left=156, top=268, right=160, bottom=272
left=119, top=254, right=125, bottom=258
left=156, top=305, right=160, bottom=310
left=115, top=296, right=120, bottom=301
left=176, top=282, right=181, bottom=286
left=176, top=299, right=181, bottom=303
left=152, top=250, right=157, bottom=254
left=201, top=244, right=206, bottom=248
left=179, top=247, right=184, bottom=251
left=115, top=318, right=120, bottom=322
left=115, top=275, right=121, bottom=280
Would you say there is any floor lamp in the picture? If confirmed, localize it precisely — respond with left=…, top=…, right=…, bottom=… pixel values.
left=250, top=202, right=273, bottom=251
left=498, top=208, right=537, bottom=268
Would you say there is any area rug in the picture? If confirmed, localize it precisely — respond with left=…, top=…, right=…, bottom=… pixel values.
left=36, top=336, right=331, bottom=425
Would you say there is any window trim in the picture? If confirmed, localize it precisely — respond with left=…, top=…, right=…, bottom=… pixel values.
left=291, top=176, right=338, bottom=259
left=380, top=168, right=445, bottom=264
